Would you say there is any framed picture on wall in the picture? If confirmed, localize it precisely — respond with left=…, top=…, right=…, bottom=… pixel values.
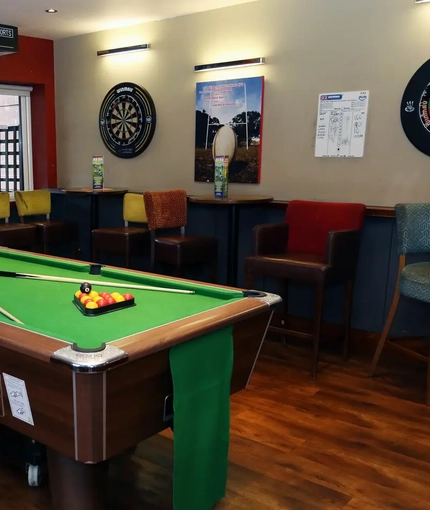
left=194, top=76, right=264, bottom=184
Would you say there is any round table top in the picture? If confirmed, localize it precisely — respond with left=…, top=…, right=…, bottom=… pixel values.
left=188, top=194, right=274, bottom=205
left=63, top=187, right=128, bottom=195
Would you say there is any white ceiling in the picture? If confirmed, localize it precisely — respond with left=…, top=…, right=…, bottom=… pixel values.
left=0, top=0, right=258, bottom=40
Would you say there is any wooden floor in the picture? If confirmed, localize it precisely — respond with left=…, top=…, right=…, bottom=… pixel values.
left=1, top=337, right=430, bottom=509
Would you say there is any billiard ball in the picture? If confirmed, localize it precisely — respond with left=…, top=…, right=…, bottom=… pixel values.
left=89, top=290, right=99, bottom=300
left=114, top=295, right=125, bottom=303
left=123, top=293, right=134, bottom=301
left=85, top=301, right=98, bottom=309
left=111, top=292, right=121, bottom=299
left=105, top=296, right=116, bottom=305
left=96, top=298, right=107, bottom=307
left=100, top=292, right=110, bottom=299
left=80, top=282, right=92, bottom=294
left=75, top=290, right=83, bottom=300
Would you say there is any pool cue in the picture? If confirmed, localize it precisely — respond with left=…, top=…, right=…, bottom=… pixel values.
left=0, top=270, right=195, bottom=295
left=0, top=306, right=23, bottom=324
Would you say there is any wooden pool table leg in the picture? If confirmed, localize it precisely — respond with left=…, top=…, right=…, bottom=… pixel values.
left=47, top=448, right=108, bottom=510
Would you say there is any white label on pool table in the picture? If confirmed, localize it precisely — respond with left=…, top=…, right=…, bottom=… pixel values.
left=2, top=373, right=34, bottom=426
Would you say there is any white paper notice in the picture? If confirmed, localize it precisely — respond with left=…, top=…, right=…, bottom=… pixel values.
left=3, top=373, right=34, bottom=426
left=315, top=91, right=369, bottom=158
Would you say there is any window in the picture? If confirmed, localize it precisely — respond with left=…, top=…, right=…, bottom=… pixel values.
left=0, top=84, right=33, bottom=197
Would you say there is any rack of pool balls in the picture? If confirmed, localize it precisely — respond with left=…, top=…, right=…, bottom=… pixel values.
left=73, top=282, right=135, bottom=316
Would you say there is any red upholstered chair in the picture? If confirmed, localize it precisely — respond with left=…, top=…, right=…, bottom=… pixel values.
left=245, top=200, right=366, bottom=379
left=143, top=189, right=218, bottom=281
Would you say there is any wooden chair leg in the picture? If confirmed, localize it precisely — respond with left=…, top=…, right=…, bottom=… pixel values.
left=427, top=343, right=430, bottom=406
left=311, top=284, right=325, bottom=380
left=210, top=260, right=218, bottom=284
left=92, top=247, right=99, bottom=263
left=343, top=279, right=354, bottom=361
left=245, top=271, right=255, bottom=289
left=368, top=287, right=401, bottom=377
left=281, top=280, right=289, bottom=347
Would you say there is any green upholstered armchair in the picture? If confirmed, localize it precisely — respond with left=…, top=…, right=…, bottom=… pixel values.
left=369, top=203, right=430, bottom=404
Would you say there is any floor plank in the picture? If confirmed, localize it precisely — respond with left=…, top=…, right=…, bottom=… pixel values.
left=0, top=338, right=430, bottom=509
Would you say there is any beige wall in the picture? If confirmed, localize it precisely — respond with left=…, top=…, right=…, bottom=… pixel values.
left=54, top=0, right=430, bottom=206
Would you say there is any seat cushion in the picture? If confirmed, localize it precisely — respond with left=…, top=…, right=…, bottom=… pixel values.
left=31, top=220, right=78, bottom=244
left=245, top=252, right=331, bottom=284
left=92, top=227, right=149, bottom=254
left=155, top=235, right=217, bottom=266
left=0, top=224, right=38, bottom=248
left=400, top=262, right=430, bottom=303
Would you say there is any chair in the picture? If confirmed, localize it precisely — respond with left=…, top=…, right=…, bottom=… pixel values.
left=91, top=192, right=150, bottom=268
left=15, top=190, right=79, bottom=258
left=0, top=192, right=38, bottom=251
left=368, top=203, right=430, bottom=404
left=245, top=199, right=366, bottom=379
left=143, top=189, right=218, bottom=281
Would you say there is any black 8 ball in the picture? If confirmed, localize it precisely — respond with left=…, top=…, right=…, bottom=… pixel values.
left=80, top=282, right=92, bottom=294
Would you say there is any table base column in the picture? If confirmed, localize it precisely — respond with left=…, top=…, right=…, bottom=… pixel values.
left=47, top=448, right=108, bottom=510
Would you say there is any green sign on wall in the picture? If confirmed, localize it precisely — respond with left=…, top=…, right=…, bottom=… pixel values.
left=0, top=24, right=18, bottom=55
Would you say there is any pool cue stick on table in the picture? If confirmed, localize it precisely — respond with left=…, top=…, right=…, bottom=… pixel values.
left=0, top=270, right=195, bottom=295
left=0, top=306, right=23, bottom=324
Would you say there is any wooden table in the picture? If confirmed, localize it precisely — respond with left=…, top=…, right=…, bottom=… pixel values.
left=188, top=194, right=274, bottom=286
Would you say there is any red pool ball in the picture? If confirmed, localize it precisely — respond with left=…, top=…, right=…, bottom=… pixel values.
left=96, top=298, right=108, bottom=307
left=105, top=297, right=116, bottom=305
left=123, top=293, right=134, bottom=301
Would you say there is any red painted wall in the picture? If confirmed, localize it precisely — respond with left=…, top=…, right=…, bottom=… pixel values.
left=0, top=35, right=56, bottom=188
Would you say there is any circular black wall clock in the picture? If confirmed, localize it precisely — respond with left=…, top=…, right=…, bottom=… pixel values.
left=401, top=59, right=430, bottom=157
left=99, top=82, right=156, bottom=159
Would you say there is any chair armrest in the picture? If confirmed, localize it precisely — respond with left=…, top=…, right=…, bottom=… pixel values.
left=252, top=223, right=289, bottom=256
left=325, top=229, right=362, bottom=271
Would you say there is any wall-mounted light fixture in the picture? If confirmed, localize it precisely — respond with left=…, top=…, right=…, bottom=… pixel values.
left=97, top=43, right=150, bottom=57
left=415, top=1, right=430, bottom=3
left=194, top=57, right=265, bottom=72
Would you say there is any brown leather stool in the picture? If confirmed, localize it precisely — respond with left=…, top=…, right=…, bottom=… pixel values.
left=15, top=190, right=79, bottom=258
left=245, top=200, right=366, bottom=379
left=92, top=193, right=149, bottom=268
left=143, top=189, right=218, bottom=281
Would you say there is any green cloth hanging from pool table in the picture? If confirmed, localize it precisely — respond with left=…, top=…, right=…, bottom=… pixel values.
left=169, top=327, right=233, bottom=510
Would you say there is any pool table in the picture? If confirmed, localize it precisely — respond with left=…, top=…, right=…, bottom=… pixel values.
left=0, top=248, right=281, bottom=510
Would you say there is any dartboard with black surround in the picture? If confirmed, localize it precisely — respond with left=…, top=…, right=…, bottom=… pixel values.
left=400, top=59, right=430, bottom=157
left=99, top=82, right=156, bottom=159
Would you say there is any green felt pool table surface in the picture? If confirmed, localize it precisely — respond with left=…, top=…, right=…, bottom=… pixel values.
left=0, top=250, right=244, bottom=350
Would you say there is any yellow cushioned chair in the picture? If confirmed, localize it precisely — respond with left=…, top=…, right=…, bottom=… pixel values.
left=0, top=192, right=38, bottom=251
left=15, top=190, right=79, bottom=257
left=91, top=193, right=150, bottom=268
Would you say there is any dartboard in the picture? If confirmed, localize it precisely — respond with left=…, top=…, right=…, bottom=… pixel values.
left=99, top=82, right=156, bottom=159
left=400, top=59, right=430, bottom=157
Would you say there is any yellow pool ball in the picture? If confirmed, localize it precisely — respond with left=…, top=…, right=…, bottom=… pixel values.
left=85, top=301, right=98, bottom=309
left=89, top=290, right=99, bottom=300
left=75, top=290, right=83, bottom=299
left=81, top=295, right=92, bottom=304
left=114, top=295, right=125, bottom=303
left=111, top=292, right=121, bottom=299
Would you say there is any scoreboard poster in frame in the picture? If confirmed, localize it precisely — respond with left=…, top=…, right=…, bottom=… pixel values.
left=194, top=76, right=265, bottom=184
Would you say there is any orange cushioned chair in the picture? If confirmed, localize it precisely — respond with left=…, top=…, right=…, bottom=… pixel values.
left=143, top=189, right=218, bottom=281
left=91, top=192, right=150, bottom=268
left=245, top=200, right=366, bottom=379
left=0, top=192, right=38, bottom=251
left=15, top=190, right=79, bottom=258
